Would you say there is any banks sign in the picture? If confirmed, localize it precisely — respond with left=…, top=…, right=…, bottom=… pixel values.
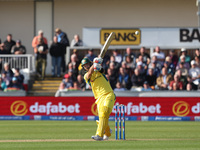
left=100, top=29, right=141, bottom=45
left=83, top=27, right=200, bottom=48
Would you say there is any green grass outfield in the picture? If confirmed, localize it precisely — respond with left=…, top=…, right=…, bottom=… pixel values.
left=0, top=121, right=200, bottom=150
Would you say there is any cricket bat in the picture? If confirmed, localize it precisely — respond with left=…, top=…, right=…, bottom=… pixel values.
left=99, top=32, right=115, bottom=58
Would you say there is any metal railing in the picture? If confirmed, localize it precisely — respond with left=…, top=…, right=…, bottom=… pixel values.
left=0, top=54, right=35, bottom=72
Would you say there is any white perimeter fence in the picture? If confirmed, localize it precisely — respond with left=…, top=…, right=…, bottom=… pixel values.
left=0, top=54, right=35, bottom=84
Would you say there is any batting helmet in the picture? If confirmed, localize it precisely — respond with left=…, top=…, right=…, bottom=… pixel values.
left=81, top=57, right=92, bottom=67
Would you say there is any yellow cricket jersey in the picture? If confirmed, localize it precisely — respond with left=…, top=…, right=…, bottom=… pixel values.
left=84, top=71, right=113, bottom=100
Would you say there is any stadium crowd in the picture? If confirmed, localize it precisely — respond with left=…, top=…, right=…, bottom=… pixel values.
left=0, top=30, right=200, bottom=93
left=59, top=46, right=200, bottom=92
left=0, top=34, right=26, bottom=91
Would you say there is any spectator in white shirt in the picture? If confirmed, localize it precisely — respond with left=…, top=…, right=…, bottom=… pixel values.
left=151, top=46, right=165, bottom=65
left=112, top=49, right=122, bottom=64
left=70, top=34, right=83, bottom=47
left=189, top=60, right=200, bottom=86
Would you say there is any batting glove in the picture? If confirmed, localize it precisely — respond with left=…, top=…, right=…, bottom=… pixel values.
left=93, top=57, right=103, bottom=64
left=94, top=63, right=102, bottom=71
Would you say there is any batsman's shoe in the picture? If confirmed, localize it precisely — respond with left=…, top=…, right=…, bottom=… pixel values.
left=103, top=129, right=112, bottom=140
left=91, top=135, right=103, bottom=141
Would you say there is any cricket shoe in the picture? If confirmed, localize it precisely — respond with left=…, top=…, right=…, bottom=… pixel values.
left=91, top=135, right=103, bottom=141
left=103, top=129, right=112, bottom=140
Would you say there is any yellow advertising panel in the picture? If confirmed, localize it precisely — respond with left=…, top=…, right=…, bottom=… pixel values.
left=100, top=29, right=141, bottom=45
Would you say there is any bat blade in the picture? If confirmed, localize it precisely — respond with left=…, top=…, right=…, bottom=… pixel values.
left=100, top=32, right=115, bottom=58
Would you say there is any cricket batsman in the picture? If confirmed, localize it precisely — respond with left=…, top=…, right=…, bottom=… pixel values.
left=81, top=57, right=116, bottom=141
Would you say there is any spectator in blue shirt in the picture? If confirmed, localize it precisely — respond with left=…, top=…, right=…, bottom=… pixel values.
left=8, top=77, right=24, bottom=90
left=59, top=74, right=73, bottom=90
left=118, top=67, right=132, bottom=90
left=85, top=49, right=97, bottom=61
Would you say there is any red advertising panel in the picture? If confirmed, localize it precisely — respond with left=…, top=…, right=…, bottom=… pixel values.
left=0, top=97, right=200, bottom=117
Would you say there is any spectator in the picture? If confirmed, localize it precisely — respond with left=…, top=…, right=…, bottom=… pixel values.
left=163, top=62, right=175, bottom=76
left=0, top=43, right=9, bottom=54
left=186, top=75, right=198, bottom=90
left=179, top=48, right=191, bottom=63
left=131, top=68, right=145, bottom=88
left=32, top=30, right=48, bottom=53
left=69, top=54, right=79, bottom=70
left=176, top=62, right=189, bottom=77
left=59, top=74, right=73, bottom=90
left=189, top=60, right=200, bottom=87
left=10, top=40, right=27, bottom=68
left=169, top=74, right=183, bottom=90
left=68, top=81, right=81, bottom=91
left=67, top=54, right=79, bottom=78
left=70, top=34, right=83, bottom=47
left=13, top=68, right=24, bottom=84
left=35, top=38, right=48, bottom=80
left=7, top=77, right=24, bottom=90
left=85, top=49, right=97, bottom=61
left=149, top=55, right=162, bottom=70
left=171, top=82, right=180, bottom=91
left=156, top=67, right=172, bottom=90
left=1, top=72, right=11, bottom=87
left=176, top=55, right=190, bottom=71
left=151, top=46, right=165, bottom=65
left=67, top=69, right=77, bottom=83
left=186, top=83, right=193, bottom=91
left=2, top=63, right=14, bottom=81
left=141, top=81, right=152, bottom=91
left=149, top=61, right=161, bottom=77
left=72, top=49, right=82, bottom=63
left=194, top=48, right=200, bottom=60
left=163, top=61, right=172, bottom=74
left=109, top=62, right=119, bottom=76
left=0, top=76, right=7, bottom=91
left=136, top=61, right=146, bottom=76
left=146, top=68, right=157, bottom=89
left=121, top=61, right=132, bottom=76
left=136, top=47, right=150, bottom=66
left=118, top=67, right=132, bottom=90
left=107, top=68, right=117, bottom=89
left=67, top=63, right=78, bottom=82
left=49, top=36, right=63, bottom=77
left=101, top=54, right=110, bottom=74
left=168, top=49, right=178, bottom=67
left=175, top=69, right=187, bottom=90
left=136, top=55, right=148, bottom=71
left=77, top=74, right=86, bottom=91
left=55, top=28, right=70, bottom=73
left=123, top=47, right=136, bottom=64
left=194, top=56, right=200, bottom=68
left=164, top=56, right=175, bottom=75
left=11, top=40, right=26, bottom=54
left=125, top=55, right=136, bottom=70
left=109, top=55, right=121, bottom=72
left=112, top=49, right=122, bottom=64
left=55, top=28, right=70, bottom=47
left=4, top=34, right=16, bottom=54
left=114, top=81, right=126, bottom=92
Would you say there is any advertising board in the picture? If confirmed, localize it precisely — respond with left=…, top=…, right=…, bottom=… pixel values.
left=0, top=97, right=199, bottom=121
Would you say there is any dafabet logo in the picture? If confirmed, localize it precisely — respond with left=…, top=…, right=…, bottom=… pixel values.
left=10, top=101, right=28, bottom=116
left=172, top=101, right=190, bottom=116
left=91, top=103, right=98, bottom=116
